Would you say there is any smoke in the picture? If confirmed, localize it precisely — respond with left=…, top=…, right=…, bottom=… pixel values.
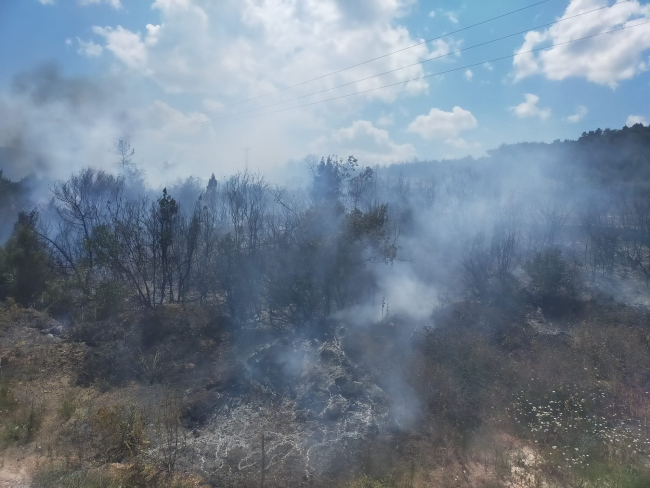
left=2, top=73, right=649, bottom=479
left=0, top=62, right=131, bottom=182
left=11, top=63, right=108, bottom=109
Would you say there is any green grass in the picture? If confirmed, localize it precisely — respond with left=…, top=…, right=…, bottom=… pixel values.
left=58, top=397, right=76, bottom=421
left=348, top=476, right=398, bottom=488
left=32, top=464, right=121, bottom=488
left=6, top=400, right=44, bottom=443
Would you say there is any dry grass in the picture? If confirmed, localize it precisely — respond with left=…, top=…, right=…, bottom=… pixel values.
left=2, top=298, right=650, bottom=487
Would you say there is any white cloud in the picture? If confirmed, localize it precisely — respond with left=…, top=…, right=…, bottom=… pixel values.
left=27, top=0, right=462, bottom=179
left=513, top=0, right=650, bottom=88
left=465, top=69, right=473, bottom=81
left=78, top=0, right=122, bottom=8
left=509, top=94, right=551, bottom=121
left=65, top=38, right=72, bottom=46
left=428, top=8, right=459, bottom=23
left=483, top=62, right=494, bottom=71
left=377, top=113, right=395, bottom=127
left=407, top=106, right=478, bottom=142
left=92, top=25, right=159, bottom=71
left=144, top=24, right=162, bottom=46
left=426, top=38, right=461, bottom=60
left=319, top=120, right=416, bottom=164
left=445, top=11, right=459, bottom=24
left=144, top=100, right=210, bottom=131
left=76, top=37, right=103, bottom=58
left=90, top=0, right=438, bottom=102
left=37, top=0, right=54, bottom=4
left=626, top=114, right=648, bottom=126
left=202, top=98, right=224, bottom=111
left=566, top=105, right=588, bottom=123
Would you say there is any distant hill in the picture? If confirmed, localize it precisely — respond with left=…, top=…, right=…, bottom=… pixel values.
left=385, top=124, right=650, bottom=187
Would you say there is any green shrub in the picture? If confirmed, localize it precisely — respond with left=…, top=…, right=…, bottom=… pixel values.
left=32, top=463, right=202, bottom=488
left=524, top=248, right=580, bottom=314
left=0, top=245, right=12, bottom=302
left=92, top=281, right=128, bottom=320
left=6, top=400, right=45, bottom=443
left=2, top=211, right=50, bottom=307
left=59, top=397, right=76, bottom=421
left=40, top=278, right=76, bottom=317
left=91, top=403, right=147, bottom=461
left=348, top=476, right=396, bottom=488
left=32, top=464, right=121, bottom=488
left=0, top=380, right=16, bottom=413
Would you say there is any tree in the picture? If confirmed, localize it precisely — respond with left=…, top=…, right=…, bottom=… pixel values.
left=158, top=188, right=179, bottom=304
left=116, top=139, right=136, bottom=174
left=0, top=243, right=10, bottom=301
left=206, top=173, right=218, bottom=193
left=47, top=167, right=124, bottom=289
left=171, top=201, right=201, bottom=303
left=92, top=198, right=159, bottom=308
left=461, top=232, right=493, bottom=299
left=616, top=189, right=650, bottom=284
left=217, top=172, right=269, bottom=321
left=348, top=165, right=374, bottom=210
left=580, top=195, right=618, bottom=278
left=310, top=155, right=355, bottom=207
left=3, top=211, right=50, bottom=306
left=266, top=162, right=396, bottom=326
left=524, top=248, right=579, bottom=312
left=0, top=170, right=27, bottom=243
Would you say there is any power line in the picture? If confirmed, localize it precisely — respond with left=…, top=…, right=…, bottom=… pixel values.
left=157, top=20, right=650, bottom=132
left=115, top=0, right=639, bottom=139
left=214, top=0, right=553, bottom=111
left=198, top=0, right=636, bottom=126
left=115, top=1, right=555, bottom=142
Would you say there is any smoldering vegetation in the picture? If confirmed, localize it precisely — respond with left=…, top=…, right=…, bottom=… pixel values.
left=1, top=124, right=650, bottom=487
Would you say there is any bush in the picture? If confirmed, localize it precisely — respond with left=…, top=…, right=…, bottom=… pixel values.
left=59, top=397, right=76, bottom=421
left=40, top=278, right=76, bottom=317
left=0, top=245, right=11, bottom=301
left=32, top=464, right=121, bottom=488
left=91, top=403, right=147, bottom=462
left=32, top=463, right=203, bottom=488
left=92, top=281, right=128, bottom=320
left=0, top=380, right=16, bottom=412
left=6, top=400, right=45, bottom=444
left=77, top=342, right=138, bottom=388
left=140, top=307, right=174, bottom=347
left=2, top=211, right=50, bottom=307
left=348, top=476, right=396, bottom=488
left=524, top=248, right=580, bottom=314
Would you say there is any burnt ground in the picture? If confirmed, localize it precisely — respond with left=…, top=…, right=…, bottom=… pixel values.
left=2, top=266, right=650, bottom=487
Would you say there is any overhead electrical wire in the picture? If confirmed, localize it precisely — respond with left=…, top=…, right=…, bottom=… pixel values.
left=160, top=20, right=650, bottom=132
left=112, top=0, right=557, bottom=142
left=186, top=0, right=638, bottom=127
left=111, top=0, right=645, bottom=140
left=214, top=0, right=553, bottom=110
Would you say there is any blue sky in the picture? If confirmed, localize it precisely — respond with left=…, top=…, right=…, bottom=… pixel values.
left=0, top=0, right=649, bottom=184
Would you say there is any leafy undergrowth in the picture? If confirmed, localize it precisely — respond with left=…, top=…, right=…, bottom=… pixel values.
left=1, top=295, right=650, bottom=487
left=31, top=463, right=206, bottom=488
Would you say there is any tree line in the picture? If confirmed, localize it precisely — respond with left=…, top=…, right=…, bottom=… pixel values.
left=1, top=125, right=650, bottom=325
left=0, top=153, right=396, bottom=328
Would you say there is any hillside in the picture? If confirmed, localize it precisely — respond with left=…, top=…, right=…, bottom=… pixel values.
left=1, top=125, right=650, bottom=487
left=385, top=123, right=650, bottom=186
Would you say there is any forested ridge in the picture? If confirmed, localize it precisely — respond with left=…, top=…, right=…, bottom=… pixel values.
left=1, top=124, right=650, bottom=487
left=2, top=123, right=650, bottom=314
